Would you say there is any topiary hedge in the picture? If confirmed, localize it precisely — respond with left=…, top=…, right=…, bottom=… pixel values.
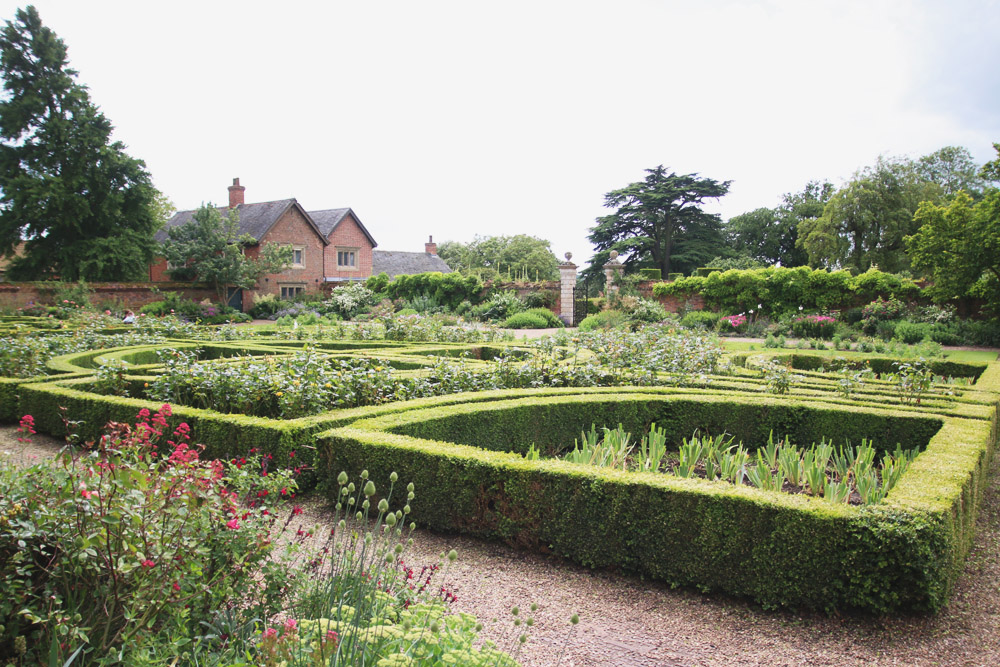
left=315, top=383, right=998, bottom=613
left=653, top=266, right=922, bottom=317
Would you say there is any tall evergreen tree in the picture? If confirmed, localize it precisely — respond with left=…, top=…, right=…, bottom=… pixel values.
left=0, top=5, right=160, bottom=280
left=588, top=166, right=730, bottom=277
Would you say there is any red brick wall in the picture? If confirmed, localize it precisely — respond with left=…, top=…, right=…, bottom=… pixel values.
left=149, top=257, right=171, bottom=282
left=248, top=207, right=327, bottom=305
left=325, top=213, right=374, bottom=280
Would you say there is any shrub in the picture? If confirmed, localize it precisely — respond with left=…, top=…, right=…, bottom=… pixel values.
left=639, top=268, right=662, bottom=280
left=679, top=310, right=720, bottom=330
left=473, top=290, right=524, bottom=321
left=0, top=407, right=295, bottom=665
left=578, top=310, right=629, bottom=331
left=324, top=282, right=378, bottom=319
left=524, top=307, right=563, bottom=327
left=627, top=297, right=668, bottom=323
left=894, top=320, right=933, bottom=345
left=248, top=293, right=290, bottom=319
left=139, top=292, right=205, bottom=321
left=522, top=290, right=556, bottom=309
left=385, top=272, right=483, bottom=310
left=503, top=311, right=550, bottom=329
left=719, top=314, right=748, bottom=333
left=790, top=314, right=838, bottom=339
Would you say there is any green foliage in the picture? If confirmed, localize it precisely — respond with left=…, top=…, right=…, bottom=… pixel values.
left=578, top=310, right=628, bottom=331
left=471, top=290, right=524, bottom=321
left=503, top=311, right=550, bottom=329
left=679, top=310, right=721, bottom=330
left=894, top=320, right=933, bottom=345
left=790, top=314, right=838, bottom=339
left=505, top=307, right=562, bottom=329
left=639, top=268, right=662, bottom=280
left=653, top=266, right=920, bottom=317
left=384, top=271, right=483, bottom=311
left=0, top=407, right=294, bottom=664
left=317, top=389, right=969, bottom=613
left=723, top=181, right=831, bottom=267
left=324, top=282, right=378, bottom=319
left=588, top=165, right=731, bottom=277
left=437, top=234, right=559, bottom=281
left=161, top=204, right=294, bottom=301
left=247, top=293, right=290, bottom=319
left=907, top=188, right=1000, bottom=319
left=797, top=156, right=942, bottom=272
left=0, top=7, right=162, bottom=281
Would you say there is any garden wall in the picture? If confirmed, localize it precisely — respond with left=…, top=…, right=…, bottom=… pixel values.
left=0, top=282, right=218, bottom=311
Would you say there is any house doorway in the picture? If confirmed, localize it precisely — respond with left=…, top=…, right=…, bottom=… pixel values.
left=226, top=287, right=243, bottom=312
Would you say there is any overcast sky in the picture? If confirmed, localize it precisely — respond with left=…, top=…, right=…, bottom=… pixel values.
left=3, top=0, right=998, bottom=269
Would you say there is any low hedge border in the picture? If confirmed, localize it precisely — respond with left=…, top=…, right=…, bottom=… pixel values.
left=315, top=390, right=997, bottom=613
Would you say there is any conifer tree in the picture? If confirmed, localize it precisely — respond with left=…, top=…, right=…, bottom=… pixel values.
left=0, top=5, right=161, bottom=280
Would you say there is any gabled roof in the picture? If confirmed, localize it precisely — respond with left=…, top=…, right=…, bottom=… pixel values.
left=372, top=250, right=452, bottom=279
left=309, top=207, right=378, bottom=248
left=157, top=199, right=328, bottom=245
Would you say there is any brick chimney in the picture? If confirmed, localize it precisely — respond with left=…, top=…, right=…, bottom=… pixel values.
left=228, top=178, right=245, bottom=208
left=425, top=235, right=437, bottom=255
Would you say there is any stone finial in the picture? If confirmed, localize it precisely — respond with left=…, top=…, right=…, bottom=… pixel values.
left=564, top=251, right=572, bottom=262
left=609, top=250, right=619, bottom=261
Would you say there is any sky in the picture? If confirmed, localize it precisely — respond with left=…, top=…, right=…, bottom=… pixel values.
left=2, top=0, right=998, bottom=270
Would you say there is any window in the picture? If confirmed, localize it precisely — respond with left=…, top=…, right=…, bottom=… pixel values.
left=290, top=245, right=305, bottom=268
left=280, top=284, right=306, bottom=299
left=337, top=248, right=358, bottom=270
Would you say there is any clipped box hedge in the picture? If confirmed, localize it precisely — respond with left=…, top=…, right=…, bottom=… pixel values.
left=315, top=378, right=999, bottom=613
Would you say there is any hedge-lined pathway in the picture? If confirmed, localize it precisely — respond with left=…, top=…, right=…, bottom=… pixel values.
left=3, top=425, right=1000, bottom=666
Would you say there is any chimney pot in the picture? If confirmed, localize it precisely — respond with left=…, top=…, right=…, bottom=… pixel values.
left=228, top=177, right=246, bottom=208
left=425, top=235, right=438, bottom=255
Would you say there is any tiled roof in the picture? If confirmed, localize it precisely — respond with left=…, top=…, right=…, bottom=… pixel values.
left=157, top=200, right=326, bottom=245
left=372, top=250, right=452, bottom=279
left=309, top=207, right=378, bottom=248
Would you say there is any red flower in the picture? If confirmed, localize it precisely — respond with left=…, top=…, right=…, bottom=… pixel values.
left=226, top=519, right=240, bottom=530
left=172, top=582, right=181, bottom=591
left=292, top=505, right=303, bottom=516
left=141, top=559, right=155, bottom=569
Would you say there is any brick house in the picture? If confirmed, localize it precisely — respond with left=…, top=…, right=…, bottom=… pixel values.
left=151, top=179, right=448, bottom=308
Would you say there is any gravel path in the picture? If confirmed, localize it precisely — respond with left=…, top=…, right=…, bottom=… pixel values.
left=4, top=426, right=999, bottom=666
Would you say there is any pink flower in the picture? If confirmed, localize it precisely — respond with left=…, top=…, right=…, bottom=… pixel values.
left=263, top=627, right=278, bottom=639
left=226, top=519, right=240, bottom=530
left=283, top=618, right=298, bottom=632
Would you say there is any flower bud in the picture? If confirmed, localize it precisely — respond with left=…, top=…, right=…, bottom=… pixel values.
left=337, top=471, right=349, bottom=485
left=364, top=481, right=376, bottom=497
left=390, top=472, right=398, bottom=483
left=378, top=499, right=389, bottom=512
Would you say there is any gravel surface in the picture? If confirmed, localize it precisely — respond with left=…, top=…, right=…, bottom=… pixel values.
left=4, top=426, right=999, bottom=667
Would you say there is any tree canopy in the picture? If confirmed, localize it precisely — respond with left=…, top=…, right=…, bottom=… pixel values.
left=160, top=204, right=293, bottom=301
left=907, top=144, right=1000, bottom=318
left=437, top=234, right=559, bottom=281
left=723, top=181, right=833, bottom=267
left=588, top=166, right=730, bottom=277
left=797, top=157, right=941, bottom=272
left=0, top=5, right=161, bottom=280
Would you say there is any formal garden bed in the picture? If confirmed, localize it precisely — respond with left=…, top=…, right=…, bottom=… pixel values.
left=1, top=308, right=998, bottom=665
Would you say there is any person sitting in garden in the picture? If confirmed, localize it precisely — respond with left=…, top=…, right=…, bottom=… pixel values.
left=122, top=310, right=136, bottom=324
